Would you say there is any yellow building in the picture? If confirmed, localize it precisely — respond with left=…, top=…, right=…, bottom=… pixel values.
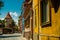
left=33, top=0, right=39, bottom=40
left=33, top=0, right=60, bottom=40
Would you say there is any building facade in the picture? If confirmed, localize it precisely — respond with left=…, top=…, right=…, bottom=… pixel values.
left=4, top=12, right=13, bottom=34
left=32, top=0, right=39, bottom=40
left=18, top=14, right=22, bottom=33
left=23, top=0, right=33, bottom=40
left=33, top=0, right=60, bottom=40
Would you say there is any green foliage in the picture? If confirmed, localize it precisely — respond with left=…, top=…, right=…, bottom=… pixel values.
left=0, top=20, right=2, bottom=23
left=0, top=1, right=4, bottom=15
left=0, top=20, right=5, bottom=28
left=0, top=1, right=4, bottom=9
left=15, top=25, right=19, bottom=31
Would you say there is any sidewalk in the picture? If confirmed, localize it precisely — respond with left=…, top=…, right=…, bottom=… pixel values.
left=21, top=36, right=32, bottom=40
left=0, top=33, right=21, bottom=36
left=0, top=33, right=21, bottom=38
left=21, top=33, right=32, bottom=40
left=0, top=33, right=32, bottom=40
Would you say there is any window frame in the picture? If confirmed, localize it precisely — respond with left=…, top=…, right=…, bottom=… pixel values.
left=40, top=0, right=51, bottom=27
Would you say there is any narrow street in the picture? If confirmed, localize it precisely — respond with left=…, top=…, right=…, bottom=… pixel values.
left=0, top=33, right=27, bottom=40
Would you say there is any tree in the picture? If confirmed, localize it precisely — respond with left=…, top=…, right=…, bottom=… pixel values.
left=0, top=1, right=4, bottom=15
left=0, top=20, right=2, bottom=27
left=0, top=1, right=4, bottom=9
left=2, top=20, right=5, bottom=27
left=0, top=20, right=5, bottom=28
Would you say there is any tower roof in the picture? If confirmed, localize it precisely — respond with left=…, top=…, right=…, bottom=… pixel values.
left=5, top=12, right=12, bottom=19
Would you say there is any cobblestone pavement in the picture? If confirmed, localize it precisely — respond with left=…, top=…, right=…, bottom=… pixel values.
left=0, top=33, right=27, bottom=40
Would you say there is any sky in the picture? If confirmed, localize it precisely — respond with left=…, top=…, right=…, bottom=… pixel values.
left=0, top=0, right=25, bottom=25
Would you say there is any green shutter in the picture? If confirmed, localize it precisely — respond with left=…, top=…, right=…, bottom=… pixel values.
left=42, top=0, right=47, bottom=23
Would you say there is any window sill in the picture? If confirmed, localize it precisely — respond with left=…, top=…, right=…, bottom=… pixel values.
left=42, top=22, right=51, bottom=28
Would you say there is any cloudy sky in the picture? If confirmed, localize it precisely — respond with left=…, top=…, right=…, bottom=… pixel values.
left=0, top=0, right=24, bottom=25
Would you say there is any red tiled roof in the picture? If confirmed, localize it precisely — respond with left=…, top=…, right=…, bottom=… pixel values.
left=5, top=12, right=12, bottom=19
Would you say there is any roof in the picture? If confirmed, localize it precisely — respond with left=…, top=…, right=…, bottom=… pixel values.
left=5, top=12, right=12, bottom=19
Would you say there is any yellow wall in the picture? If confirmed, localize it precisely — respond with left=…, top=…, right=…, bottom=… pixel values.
left=39, top=0, right=60, bottom=40
left=40, top=7, right=60, bottom=40
left=33, top=0, right=60, bottom=40
left=33, top=0, right=39, bottom=40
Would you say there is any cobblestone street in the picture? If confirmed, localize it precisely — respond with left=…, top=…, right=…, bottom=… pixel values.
left=0, top=33, right=27, bottom=40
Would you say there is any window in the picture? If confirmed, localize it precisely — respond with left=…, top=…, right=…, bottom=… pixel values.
left=51, top=0, right=60, bottom=13
left=5, top=18, right=10, bottom=22
left=40, top=0, right=51, bottom=27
